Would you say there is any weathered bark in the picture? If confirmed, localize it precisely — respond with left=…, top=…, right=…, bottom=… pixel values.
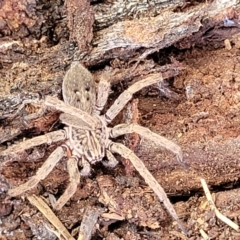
left=1, top=2, right=240, bottom=237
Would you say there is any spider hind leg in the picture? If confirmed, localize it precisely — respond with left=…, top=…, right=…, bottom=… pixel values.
left=109, top=141, right=187, bottom=234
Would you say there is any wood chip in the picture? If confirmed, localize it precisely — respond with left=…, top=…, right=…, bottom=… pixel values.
left=101, top=212, right=125, bottom=221
left=224, top=39, right=232, bottom=50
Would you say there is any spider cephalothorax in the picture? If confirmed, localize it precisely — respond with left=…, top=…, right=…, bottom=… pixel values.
left=61, top=63, right=109, bottom=165
left=1, top=62, right=187, bottom=233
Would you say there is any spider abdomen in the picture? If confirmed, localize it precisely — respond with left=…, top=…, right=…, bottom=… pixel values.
left=62, top=62, right=96, bottom=114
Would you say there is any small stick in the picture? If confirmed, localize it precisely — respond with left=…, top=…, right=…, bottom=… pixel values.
left=27, top=195, right=75, bottom=240
left=200, top=178, right=239, bottom=231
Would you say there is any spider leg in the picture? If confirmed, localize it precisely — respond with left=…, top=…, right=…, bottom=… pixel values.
left=102, top=150, right=118, bottom=168
left=53, top=156, right=80, bottom=210
left=104, top=72, right=164, bottom=123
left=80, top=157, right=91, bottom=176
left=1, top=130, right=66, bottom=162
left=109, top=141, right=187, bottom=235
left=45, top=96, right=98, bottom=129
left=8, top=146, right=65, bottom=197
left=59, top=113, right=93, bottom=131
left=93, top=72, right=111, bottom=115
left=110, top=123, right=187, bottom=168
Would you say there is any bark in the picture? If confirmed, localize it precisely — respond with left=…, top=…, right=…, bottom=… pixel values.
left=1, top=0, right=240, bottom=195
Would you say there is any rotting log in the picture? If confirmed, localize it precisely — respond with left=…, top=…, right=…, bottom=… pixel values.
left=1, top=0, right=240, bottom=198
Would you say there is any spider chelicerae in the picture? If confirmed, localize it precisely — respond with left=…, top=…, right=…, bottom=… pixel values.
left=1, top=62, right=186, bottom=233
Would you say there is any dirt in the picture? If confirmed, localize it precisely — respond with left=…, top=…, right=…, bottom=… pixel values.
left=1, top=2, right=240, bottom=239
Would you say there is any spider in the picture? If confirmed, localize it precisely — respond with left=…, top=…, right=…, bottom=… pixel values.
left=1, top=62, right=186, bottom=234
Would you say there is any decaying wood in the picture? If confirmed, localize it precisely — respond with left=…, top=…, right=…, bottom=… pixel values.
left=1, top=66, right=187, bottom=234
left=0, top=0, right=239, bottom=118
left=65, top=0, right=94, bottom=53
left=85, top=0, right=240, bottom=65
left=0, top=0, right=240, bottom=196
left=93, top=0, right=186, bottom=31
left=1, top=0, right=240, bottom=238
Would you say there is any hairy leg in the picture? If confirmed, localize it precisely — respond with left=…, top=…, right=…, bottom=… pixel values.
left=110, top=123, right=186, bottom=168
left=103, top=150, right=118, bottom=168
left=104, top=72, right=164, bottom=123
left=8, top=146, right=65, bottom=197
left=93, top=71, right=111, bottom=115
left=109, top=141, right=187, bottom=234
left=45, top=96, right=98, bottom=129
left=1, top=130, right=66, bottom=161
left=53, top=157, right=80, bottom=210
left=80, top=157, right=91, bottom=176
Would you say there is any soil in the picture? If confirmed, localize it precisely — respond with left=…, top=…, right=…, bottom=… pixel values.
left=1, top=2, right=240, bottom=240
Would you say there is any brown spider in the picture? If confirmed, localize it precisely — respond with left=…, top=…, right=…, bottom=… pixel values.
left=1, top=62, right=186, bottom=233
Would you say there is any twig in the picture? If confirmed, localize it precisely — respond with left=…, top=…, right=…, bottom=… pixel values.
left=199, top=229, right=209, bottom=240
left=27, top=194, right=75, bottom=240
left=200, top=178, right=239, bottom=231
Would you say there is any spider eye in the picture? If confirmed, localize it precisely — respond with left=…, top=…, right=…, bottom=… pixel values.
left=86, top=150, right=92, bottom=157
left=85, top=86, right=90, bottom=91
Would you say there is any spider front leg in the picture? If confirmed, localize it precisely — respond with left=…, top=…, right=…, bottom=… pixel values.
left=1, top=130, right=66, bottom=162
left=104, top=72, right=164, bottom=123
left=8, top=146, right=65, bottom=197
left=93, top=71, right=111, bottom=115
left=103, top=150, right=119, bottom=168
left=109, top=141, right=187, bottom=235
left=45, top=96, right=98, bottom=129
left=110, top=123, right=187, bottom=168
